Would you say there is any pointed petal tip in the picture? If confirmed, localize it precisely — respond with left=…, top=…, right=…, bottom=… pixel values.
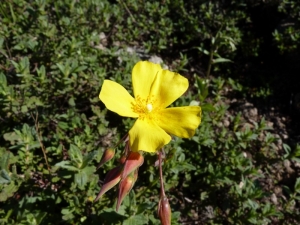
left=94, top=167, right=121, bottom=202
left=116, top=175, right=135, bottom=211
left=97, top=148, right=115, bottom=170
left=121, top=151, right=144, bottom=179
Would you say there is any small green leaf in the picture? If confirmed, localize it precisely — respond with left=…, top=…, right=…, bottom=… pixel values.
left=75, top=166, right=95, bottom=188
left=57, top=122, right=69, bottom=130
left=0, top=152, right=10, bottom=170
left=0, top=169, right=11, bottom=184
left=294, top=178, right=300, bottom=193
left=0, top=73, right=7, bottom=90
left=81, top=151, right=97, bottom=169
left=196, top=47, right=210, bottom=55
left=0, top=182, right=18, bottom=202
left=201, top=103, right=216, bottom=112
left=212, top=58, right=232, bottom=64
left=55, top=161, right=79, bottom=172
left=3, top=132, right=20, bottom=143
left=68, top=144, right=83, bottom=167
left=68, top=98, right=75, bottom=107
left=123, top=214, right=149, bottom=225
left=21, top=105, right=28, bottom=113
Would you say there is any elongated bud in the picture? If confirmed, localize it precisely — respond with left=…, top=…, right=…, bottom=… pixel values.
left=119, top=155, right=126, bottom=164
left=94, top=166, right=121, bottom=202
left=116, top=174, right=135, bottom=211
left=97, top=148, right=115, bottom=170
left=121, top=151, right=144, bottom=179
left=158, top=196, right=171, bottom=225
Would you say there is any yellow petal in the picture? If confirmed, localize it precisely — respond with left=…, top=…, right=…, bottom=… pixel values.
left=132, top=61, right=162, bottom=99
left=129, top=119, right=171, bottom=153
left=99, top=80, right=138, bottom=118
left=150, top=69, right=188, bottom=108
left=157, top=106, right=201, bottom=138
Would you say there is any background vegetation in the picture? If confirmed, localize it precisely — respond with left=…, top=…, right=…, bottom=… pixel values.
left=1, top=0, right=300, bottom=224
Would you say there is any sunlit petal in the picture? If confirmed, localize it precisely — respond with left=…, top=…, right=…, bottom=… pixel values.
left=150, top=69, right=188, bottom=108
left=99, top=80, right=138, bottom=118
left=157, top=106, right=201, bottom=138
left=129, top=119, right=171, bottom=153
left=132, top=61, right=162, bottom=99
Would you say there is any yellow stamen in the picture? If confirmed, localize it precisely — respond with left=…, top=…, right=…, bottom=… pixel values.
left=131, top=96, right=158, bottom=121
left=131, top=96, right=147, bottom=115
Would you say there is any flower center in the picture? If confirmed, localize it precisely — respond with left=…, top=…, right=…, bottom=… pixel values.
left=131, top=96, right=158, bottom=120
left=146, top=103, right=153, bottom=112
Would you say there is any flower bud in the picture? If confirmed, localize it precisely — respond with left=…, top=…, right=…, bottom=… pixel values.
left=158, top=196, right=171, bottom=225
left=133, top=168, right=138, bottom=182
left=97, top=148, right=115, bottom=170
left=119, top=155, right=126, bottom=164
left=121, top=151, right=144, bottom=179
left=116, top=174, right=135, bottom=211
left=94, top=166, right=121, bottom=202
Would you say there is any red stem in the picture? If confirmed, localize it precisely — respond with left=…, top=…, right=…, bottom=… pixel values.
left=159, top=150, right=165, bottom=197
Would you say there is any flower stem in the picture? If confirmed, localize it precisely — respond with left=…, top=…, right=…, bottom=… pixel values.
left=159, top=150, right=166, bottom=197
left=114, top=133, right=128, bottom=149
left=158, top=149, right=172, bottom=225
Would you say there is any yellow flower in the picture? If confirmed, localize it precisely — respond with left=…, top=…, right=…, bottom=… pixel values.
left=99, top=61, right=201, bottom=153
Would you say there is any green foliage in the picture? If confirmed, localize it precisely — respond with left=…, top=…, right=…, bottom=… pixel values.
left=228, top=78, right=273, bottom=99
left=1, top=0, right=300, bottom=224
left=275, top=0, right=300, bottom=53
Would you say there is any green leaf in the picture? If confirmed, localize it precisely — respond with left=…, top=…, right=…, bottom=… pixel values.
left=0, top=169, right=11, bottom=184
left=81, top=151, right=97, bottom=169
left=212, top=58, right=233, bottom=64
left=68, top=144, right=83, bottom=167
left=0, top=151, right=10, bottom=170
left=201, top=103, right=216, bottom=112
left=75, top=171, right=88, bottom=188
left=196, top=47, right=210, bottom=55
left=74, top=166, right=95, bottom=188
left=202, top=139, right=215, bottom=146
left=55, top=161, right=79, bottom=172
left=294, top=177, right=300, bottom=193
left=0, top=73, right=7, bottom=90
left=200, top=192, right=208, bottom=200
left=21, top=105, right=28, bottom=113
left=0, top=182, right=18, bottom=202
left=171, top=162, right=196, bottom=173
left=99, top=209, right=126, bottom=223
left=195, top=76, right=209, bottom=101
left=56, top=63, right=67, bottom=76
left=73, top=65, right=87, bottom=73
left=3, top=132, right=20, bottom=143
left=68, top=97, right=75, bottom=107
left=136, top=202, right=156, bottom=214
left=123, top=214, right=149, bottom=225
left=57, top=122, right=69, bottom=130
